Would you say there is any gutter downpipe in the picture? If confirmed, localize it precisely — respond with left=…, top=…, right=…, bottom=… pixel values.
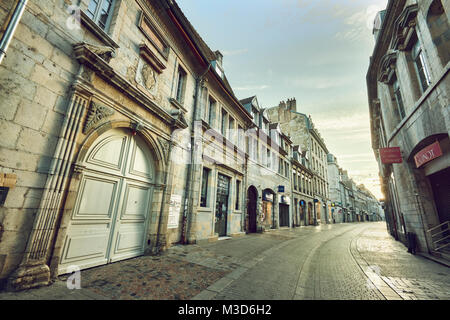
left=0, top=0, right=28, bottom=64
left=181, top=63, right=211, bottom=244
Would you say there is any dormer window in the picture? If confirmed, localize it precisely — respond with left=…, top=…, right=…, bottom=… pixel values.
left=213, top=51, right=224, bottom=79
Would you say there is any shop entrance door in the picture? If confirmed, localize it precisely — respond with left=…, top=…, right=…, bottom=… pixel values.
left=215, top=174, right=230, bottom=236
left=429, top=167, right=450, bottom=224
left=279, top=204, right=289, bottom=227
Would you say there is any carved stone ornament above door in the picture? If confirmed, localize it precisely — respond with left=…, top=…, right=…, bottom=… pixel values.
left=83, top=101, right=115, bottom=134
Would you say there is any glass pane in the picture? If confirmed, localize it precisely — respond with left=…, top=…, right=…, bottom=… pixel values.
left=412, top=40, right=421, bottom=59
left=99, top=10, right=108, bottom=29
left=101, top=0, right=112, bottom=12
left=87, top=0, right=99, bottom=18
left=201, top=168, right=209, bottom=207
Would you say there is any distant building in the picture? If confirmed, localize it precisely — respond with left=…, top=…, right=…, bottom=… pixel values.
left=266, top=99, right=330, bottom=225
left=291, top=145, right=315, bottom=226
left=239, top=96, right=293, bottom=232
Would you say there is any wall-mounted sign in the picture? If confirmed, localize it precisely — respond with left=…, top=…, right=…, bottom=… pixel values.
left=281, top=196, right=290, bottom=204
left=414, top=141, right=443, bottom=168
left=379, top=147, right=402, bottom=164
left=263, top=193, right=273, bottom=202
left=167, top=194, right=182, bottom=229
left=278, top=185, right=285, bottom=193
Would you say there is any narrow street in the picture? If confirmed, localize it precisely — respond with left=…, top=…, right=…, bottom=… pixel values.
left=1, top=222, right=448, bottom=300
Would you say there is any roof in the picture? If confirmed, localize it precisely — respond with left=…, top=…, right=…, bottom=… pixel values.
left=168, top=0, right=240, bottom=99
left=239, top=96, right=256, bottom=106
left=269, top=123, right=279, bottom=130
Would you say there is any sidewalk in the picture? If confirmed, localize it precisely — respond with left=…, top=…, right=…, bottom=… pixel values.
left=0, top=229, right=290, bottom=300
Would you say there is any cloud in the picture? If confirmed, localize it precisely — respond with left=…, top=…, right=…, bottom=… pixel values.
left=287, top=75, right=354, bottom=90
left=334, top=4, right=387, bottom=42
left=234, top=84, right=269, bottom=91
left=222, top=48, right=249, bottom=56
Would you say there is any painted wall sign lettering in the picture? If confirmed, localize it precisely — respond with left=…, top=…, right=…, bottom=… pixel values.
left=414, top=141, right=443, bottom=168
left=168, top=194, right=182, bottom=229
left=379, top=147, right=402, bottom=164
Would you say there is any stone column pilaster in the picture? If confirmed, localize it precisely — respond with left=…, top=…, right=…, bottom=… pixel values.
left=7, top=85, right=91, bottom=290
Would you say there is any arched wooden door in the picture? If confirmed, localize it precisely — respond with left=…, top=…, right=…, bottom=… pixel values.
left=59, top=128, right=155, bottom=274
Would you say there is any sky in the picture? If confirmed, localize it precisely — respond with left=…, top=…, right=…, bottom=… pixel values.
left=177, top=0, right=389, bottom=199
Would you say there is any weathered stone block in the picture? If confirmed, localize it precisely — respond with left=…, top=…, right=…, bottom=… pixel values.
left=13, top=23, right=53, bottom=59
left=33, top=85, right=58, bottom=109
left=0, top=91, right=20, bottom=121
left=0, top=120, right=21, bottom=148
left=14, top=99, right=48, bottom=130
left=3, top=187, right=27, bottom=209
left=2, top=208, right=35, bottom=234
left=0, top=148, right=40, bottom=172
left=16, top=127, right=57, bottom=156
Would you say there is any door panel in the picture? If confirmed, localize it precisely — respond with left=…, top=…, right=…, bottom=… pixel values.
left=119, top=184, right=150, bottom=220
left=75, top=176, right=118, bottom=219
left=110, top=224, right=147, bottom=261
left=110, top=182, right=151, bottom=261
left=129, top=141, right=153, bottom=180
left=59, top=223, right=110, bottom=273
left=89, top=136, right=127, bottom=171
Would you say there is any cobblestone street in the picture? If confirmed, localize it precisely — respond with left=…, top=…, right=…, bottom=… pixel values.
left=0, top=222, right=449, bottom=300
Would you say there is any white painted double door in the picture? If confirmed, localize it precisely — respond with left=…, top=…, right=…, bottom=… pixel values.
left=59, top=129, right=154, bottom=274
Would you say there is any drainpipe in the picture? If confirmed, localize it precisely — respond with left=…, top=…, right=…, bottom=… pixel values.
left=0, top=0, right=28, bottom=64
left=181, top=63, right=211, bottom=244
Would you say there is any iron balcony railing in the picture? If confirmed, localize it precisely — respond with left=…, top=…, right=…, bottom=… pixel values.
left=427, top=221, right=450, bottom=252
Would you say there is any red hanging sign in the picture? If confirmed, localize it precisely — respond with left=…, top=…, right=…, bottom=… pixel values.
left=414, top=141, right=443, bottom=168
left=379, top=147, right=402, bottom=164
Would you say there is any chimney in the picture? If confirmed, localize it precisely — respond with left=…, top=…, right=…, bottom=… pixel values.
left=287, top=98, right=296, bottom=112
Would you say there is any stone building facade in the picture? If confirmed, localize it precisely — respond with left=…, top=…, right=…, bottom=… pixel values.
left=0, top=0, right=253, bottom=290
left=239, top=96, right=292, bottom=232
left=327, top=154, right=345, bottom=223
left=266, top=98, right=330, bottom=225
left=291, top=146, right=314, bottom=226
left=367, top=0, right=449, bottom=257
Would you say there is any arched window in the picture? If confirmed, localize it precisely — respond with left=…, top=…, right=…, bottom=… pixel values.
left=427, top=0, right=450, bottom=66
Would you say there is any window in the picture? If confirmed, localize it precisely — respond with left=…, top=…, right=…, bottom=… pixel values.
left=267, top=149, right=271, bottom=168
left=272, top=152, right=277, bottom=172
left=285, top=161, right=289, bottom=177
left=200, top=167, right=210, bottom=207
left=293, top=171, right=298, bottom=190
left=427, top=0, right=450, bottom=66
left=175, top=66, right=187, bottom=104
left=208, top=97, right=216, bottom=127
left=249, top=137, right=258, bottom=161
left=237, top=125, right=244, bottom=150
left=221, top=109, right=228, bottom=136
left=279, top=158, right=283, bottom=175
left=412, top=39, right=432, bottom=92
left=86, top=0, right=115, bottom=30
left=228, top=117, right=235, bottom=143
left=393, top=77, right=406, bottom=119
left=252, top=137, right=258, bottom=161
left=235, top=180, right=241, bottom=210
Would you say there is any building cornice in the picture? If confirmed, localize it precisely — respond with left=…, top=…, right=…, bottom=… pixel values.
left=73, top=42, right=188, bottom=130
